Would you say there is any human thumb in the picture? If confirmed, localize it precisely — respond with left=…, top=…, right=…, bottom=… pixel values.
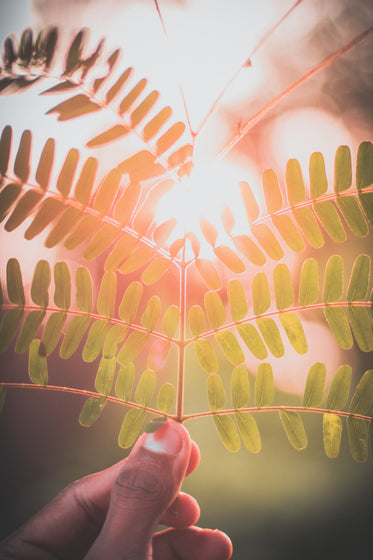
left=84, top=421, right=192, bottom=560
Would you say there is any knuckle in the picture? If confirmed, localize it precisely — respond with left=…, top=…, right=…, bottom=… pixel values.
left=113, top=462, right=171, bottom=507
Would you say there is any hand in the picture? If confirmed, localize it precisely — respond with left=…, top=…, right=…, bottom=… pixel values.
left=0, top=421, right=232, bottom=559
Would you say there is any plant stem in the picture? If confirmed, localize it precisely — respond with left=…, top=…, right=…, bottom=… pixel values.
left=175, top=241, right=187, bottom=421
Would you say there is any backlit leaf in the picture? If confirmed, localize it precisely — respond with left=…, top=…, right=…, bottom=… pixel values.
left=252, top=272, right=270, bottom=315
left=199, top=218, right=217, bottom=247
left=257, top=318, right=284, bottom=357
left=286, top=158, right=305, bottom=205
left=232, top=235, right=266, bottom=266
left=156, top=122, right=185, bottom=155
left=7, top=258, right=25, bottom=307
left=356, top=141, right=373, bottom=190
left=279, top=410, right=307, bottom=450
left=271, top=214, right=305, bottom=253
left=195, top=259, right=222, bottom=290
left=326, top=365, right=352, bottom=410
left=323, top=307, right=353, bottom=350
left=189, top=305, right=206, bottom=337
left=141, top=296, right=161, bottom=332
left=0, top=125, right=12, bottom=176
left=141, top=257, right=171, bottom=285
left=115, top=362, right=135, bottom=401
left=292, top=207, right=324, bottom=248
left=59, top=315, right=90, bottom=359
left=279, top=312, right=308, bottom=354
left=25, top=198, right=64, bottom=240
left=147, top=339, right=171, bottom=371
left=336, top=196, right=368, bottom=237
left=213, top=414, right=241, bottom=452
left=349, top=370, right=373, bottom=415
left=104, top=235, right=139, bottom=271
left=14, top=130, right=31, bottom=183
left=119, top=79, right=147, bottom=114
left=303, top=362, right=326, bottom=407
left=262, top=168, right=282, bottom=213
left=5, top=190, right=42, bottom=232
left=273, top=264, right=293, bottom=310
left=215, top=331, right=244, bottom=365
left=310, top=152, right=327, bottom=198
left=82, top=320, right=110, bottom=362
left=143, top=106, right=172, bottom=140
left=323, top=413, right=342, bottom=458
left=28, top=340, right=48, bottom=386
left=313, top=201, right=346, bottom=243
left=54, top=262, right=71, bottom=310
left=334, top=145, right=351, bottom=193
left=231, top=365, right=250, bottom=409
left=41, top=312, right=66, bottom=355
left=118, top=408, right=146, bottom=448
left=114, top=182, right=141, bottom=227
left=15, top=310, right=45, bottom=353
left=227, top=279, right=247, bottom=322
left=157, top=383, right=175, bottom=414
left=323, top=255, right=343, bottom=302
left=251, top=224, right=284, bottom=260
left=36, top=138, right=54, bottom=190
left=131, top=90, right=159, bottom=126
left=82, top=224, right=119, bottom=261
left=103, top=324, right=128, bottom=357
left=153, top=219, right=177, bottom=245
left=45, top=207, right=82, bottom=248
left=95, top=355, right=116, bottom=396
left=348, top=306, right=373, bottom=352
left=73, top=157, right=97, bottom=206
left=207, top=374, right=226, bottom=411
left=299, top=258, right=319, bottom=306
left=87, top=125, right=130, bottom=148
left=204, top=291, right=225, bottom=330
left=135, top=369, right=157, bottom=407
left=347, top=417, right=368, bottom=462
left=0, top=309, right=24, bottom=353
left=347, top=255, right=370, bottom=301
left=222, top=205, right=235, bottom=235
left=162, top=305, right=180, bottom=338
left=93, top=169, right=122, bottom=215
left=105, top=67, right=132, bottom=103
left=239, top=181, right=259, bottom=222
left=75, top=267, right=92, bottom=313
left=194, top=340, right=218, bottom=373
left=119, top=245, right=155, bottom=275
left=117, top=331, right=149, bottom=364
left=214, top=246, right=245, bottom=273
left=255, top=363, right=274, bottom=407
left=0, top=184, right=21, bottom=223
left=57, top=148, right=79, bottom=198
left=30, top=260, right=50, bottom=309
left=235, top=412, right=261, bottom=453
left=79, top=397, right=106, bottom=427
left=118, top=282, right=143, bottom=324
left=47, top=94, right=101, bottom=121
left=237, top=324, right=268, bottom=359
left=97, top=271, right=117, bottom=319
left=358, top=191, right=373, bottom=227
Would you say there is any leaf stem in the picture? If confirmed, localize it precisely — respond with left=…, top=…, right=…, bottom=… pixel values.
left=175, top=241, right=187, bottom=420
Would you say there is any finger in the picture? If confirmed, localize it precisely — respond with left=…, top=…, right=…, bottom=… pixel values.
left=185, top=440, right=200, bottom=476
left=153, top=527, right=233, bottom=560
left=84, top=421, right=192, bottom=560
left=160, top=491, right=200, bottom=529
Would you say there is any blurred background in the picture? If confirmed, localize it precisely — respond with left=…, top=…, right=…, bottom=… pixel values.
left=1, top=1, right=373, bottom=559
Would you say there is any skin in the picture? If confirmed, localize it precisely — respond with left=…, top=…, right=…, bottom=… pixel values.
left=0, top=421, right=232, bottom=560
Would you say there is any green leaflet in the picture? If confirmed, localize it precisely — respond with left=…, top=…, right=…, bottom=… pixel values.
left=141, top=296, right=161, bottom=332
left=204, top=291, right=226, bottom=330
left=82, top=224, right=119, bottom=261
left=117, top=331, right=149, bottom=365
left=299, top=258, right=319, bottom=306
left=313, top=201, right=346, bottom=243
left=0, top=309, right=24, bottom=353
left=14, top=130, right=31, bottom=183
left=7, top=258, right=25, bottom=307
left=279, top=410, right=308, bottom=450
left=347, top=255, right=370, bottom=301
left=257, top=317, right=284, bottom=358
left=162, top=305, right=180, bottom=338
left=135, top=370, right=157, bottom=407
left=255, top=363, right=274, bottom=407
left=235, top=412, right=261, bottom=453
left=48, top=94, right=101, bottom=121
left=157, top=383, right=175, bottom=414
left=323, top=257, right=343, bottom=303
left=157, top=121, right=185, bottom=156
left=336, top=196, right=368, bottom=237
left=28, top=339, right=48, bottom=386
left=214, top=246, right=245, bottom=274
left=207, top=374, right=226, bottom=412
left=326, top=365, right=352, bottom=410
left=60, top=315, right=90, bottom=359
left=83, top=320, right=110, bottom=362
left=118, top=408, right=146, bottom=448
left=0, top=183, right=21, bottom=223
left=105, top=67, right=132, bottom=103
left=131, top=90, right=159, bottom=127
left=231, top=366, right=250, bottom=409
left=119, top=245, right=155, bottom=275
left=349, top=370, right=373, bottom=415
left=144, top=417, right=167, bottom=433
left=105, top=235, right=139, bottom=271
left=64, top=215, right=102, bottom=251
left=75, top=267, right=92, bottom=313
left=347, top=417, right=368, bottom=462
left=195, top=258, right=222, bottom=290
left=358, top=192, right=373, bottom=228
left=271, top=214, right=305, bottom=253
left=0, top=386, right=6, bottom=414
left=56, top=148, right=79, bottom=198
left=79, top=397, right=106, bottom=427
left=73, top=157, right=98, bottom=205
left=286, top=158, right=305, bottom=205
left=348, top=306, right=373, bottom=352
left=95, top=355, right=116, bottom=396
left=262, top=168, right=282, bottom=213
left=25, top=198, right=64, bottom=240
left=147, top=339, right=171, bottom=371
left=114, top=184, right=141, bottom=228
left=334, top=145, right=351, bottom=193
left=323, top=307, right=353, bottom=350
left=103, top=324, right=128, bottom=357
left=45, top=207, right=83, bottom=248
left=227, top=279, right=247, bottom=322
left=303, top=362, right=326, bottom=407
left=88, top=125, right=130, bottom=148
left=31, top=260, right=50, bottom=308
left=237, top=324, right=268, bottom=359
left=215, top=331, right=244, bottom=365
left=252, top=272, right=270, bottom=315
left=251, top=223, right=284, bottom=260
left=118, top=281, right=143, bottom=324
left=5, top=190, right=42, bottom=232
left=193, top=340, right=218, bottom=373
left=15, top=310, right=46, bottom=353
left=323, top=413, right=342, bottom=458
left=279, top=312, right=308, bottom=354
left=0, top=125, right=12, bottom=176
left=356, top=141, right=373, bottom=190
left=97, top=271, right=117, bottom=319
left=115, top=363, right=135, bottom=401
left=189, top=305, right=206, bottom=337
left=141, top=257, right=171, bottom=286
left=273, top=264, right=293, bottom=310
left=232, top=235, right=266, bottom=266
left=292, top=207, right=324, bottom=248
left=54, top=262, right=71, bottom=310
left=213, top=414, right=241, bottom=452
left=93, top=170, right=121, bottom=215
left=309, top=152, right=327, bottom=198
left=41, top=312, right=66, bottom=355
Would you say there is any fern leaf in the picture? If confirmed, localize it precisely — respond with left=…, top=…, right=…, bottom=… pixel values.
left=273, top=264, right=293, bottom=310
left=299, top=258, right=319, bottom=306
left=135, top=369, right=156, bottom=407
left=41, top=312, right=66, bottom=355
left=24, top=198, right=64, bottom=240
left=231, top=365, right=250, bottom=409
left=227, top=279, right=247, bottom=322
left=347, top=255, right=370, bottom=301
left=87, top=125, right=130, bottom=148
left=323, top=255, right=343, bottom=302
left=0, top=309, right=24, bottom=353
left=143, top=106, right=172, bottom=141
left=74, top=157, right=98, bottom=206
left=64, top=215, right=102, bottom=250
left=193, top=340, right=218, bottom=373
left=7, top=258, right=25, bottom=307
left=45, top=207, right=82, bottom=248
left=278, top=312, right=308, bottom=354
left=162, top=305, right=180, bottom=338
left=15, top=310, right=46, bottom=354
left=323, top=307, right=353, bottom=349
left=326, top=365, right=352, bottom=410
left=118, top=281, right=143, bottom=324
left=214, top=245, right=245, bottom=273
left=141, top=256, right=172, bottom=286
left=195, top=258, right=222, bottom=290
left=204, top=291, right=225, bottom=330
left=271, top=214, right=305, bottom=252
left=5, top=190, right=43, bottom=232
left=303, top=362, right=326, bottom=407
left=131, top=90, right=159, bottom=127
left=262, top=168, right=282, bottom=213
left=28, top=339, right=48, bottom=386
left=0, top=184, right=22, bottom=222
left=0, top=125, right=11, bottom=175
left=119, top=245, right=155, bottom=275
left=235, top=412, right=261, bottom=453
left=119, top=78, right=147, bottom=114
left=14, top=130, right=31, bottom=183
left=257, top=317, right=284, bottom=357
left=347, top=306, right=373, bottom=352
left=141, top=296, right=161, bottom=332
left=82, top=320, right=110, bottom=362
left=237, top=324, right=268, bottom=359
left=79, top=396, right=106, bottom=427
left=334, top=145, right=351, bottom=193
left=59, top=315, right=90, bottom=359
left=323, top=413, right=342, bottom=459
left=232, top=234, right=266, bottom=265
left=95, top=355, right=116, bottom=396
left=36, top=138, right=55, bottom=191
left=118, top=408, right=146, bottom=448
left=207, top=374, right=226, bottom=411
left=291, top=207, right=324, bottom=248
left=103, top=324, right=128, bottom=357
left=117, top=331, right=149, bottom=365
left=356, top=141, right=373, bottom=190
left=92, top=169, right=122, bottom=215
left=156, top=122, right=185, bottom=156
left=309, top=152, right=328, bottom=198
left=54, top=262, right=71, bottom=310
left=47, top=94, right=101, bottom=121
left=157, top=383, right=175, bottom=414
left=213, top=414, right=241, bottom=452
left=104, top=234, right=139, bottom=271
left=215, top=331, right=244, bottom=365
left=239, top=180, right=259, bottom=222
left=75, top=267, right=92, bottom=314
left=57, top=148, right=79, bottom=198
left=115, top=363, right=135, bottom=401
left=313, top=201, right=346, bottom=243
left=97, top=271, right=117, bottom=319
left=347, top=417, right=368, bottom=462
left=189, top=305, right=206, bottom=337
left=105, top=67, right=132, bottom=104
left=0, top=386, right=6, bottom=414
left=279, top=410, right=308, bottom=450
left=254, top=363, right=274, bottom=407
left=349, top=370, right=373, bottom=415
left=251, top=223, right=284, bottom=260
left=252, top=272, right=270, bottom=315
